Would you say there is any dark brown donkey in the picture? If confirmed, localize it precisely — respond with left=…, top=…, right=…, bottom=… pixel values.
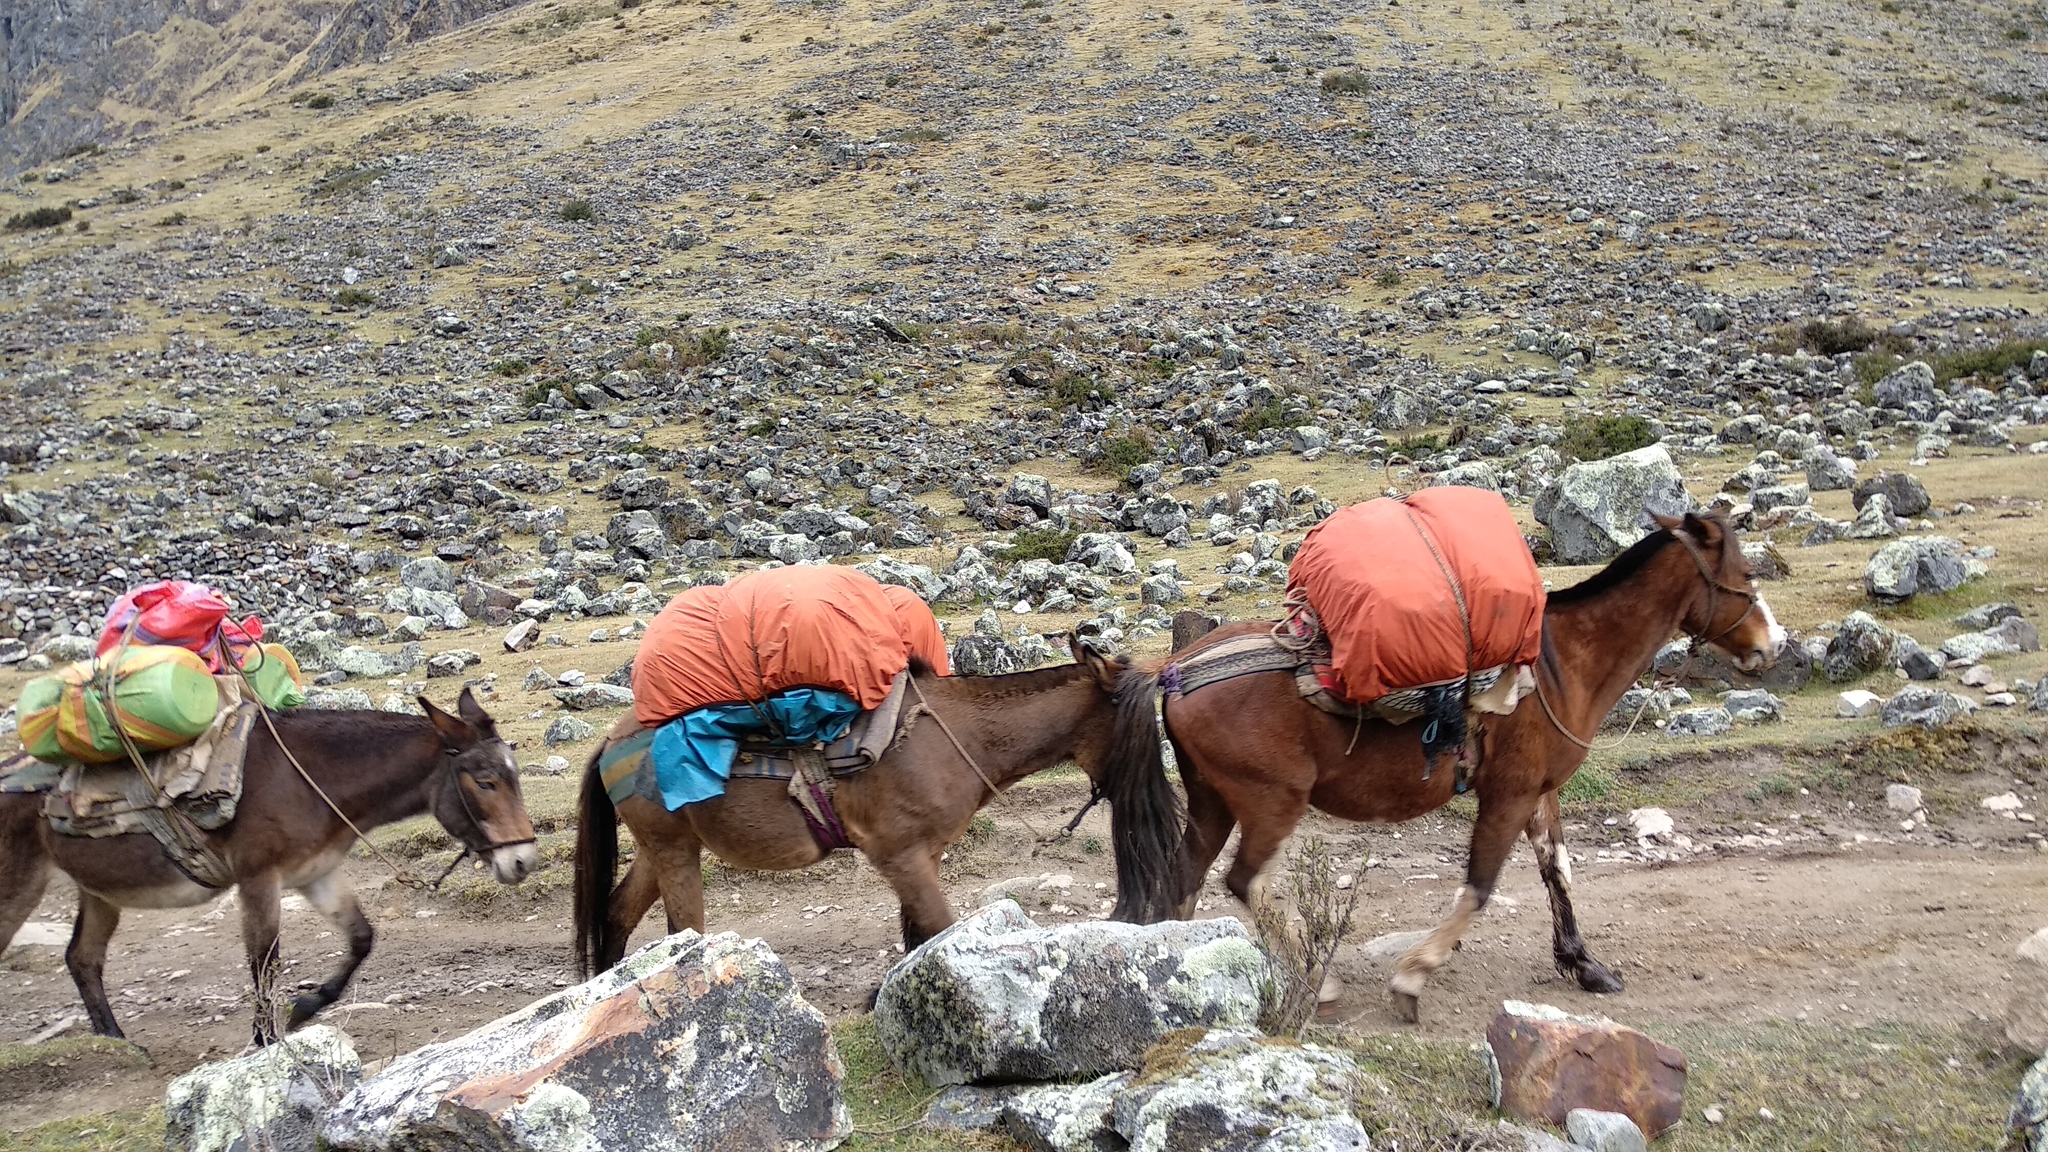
left=574, top=641, right=1183, bottom=976
left=1109, top=510, right=1784, bottom=1022
left=0, top=687, right=538, bottom=1045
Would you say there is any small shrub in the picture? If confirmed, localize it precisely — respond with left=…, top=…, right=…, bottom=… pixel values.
left=334, top=287, right=376, bottom=308
left=1237, top=398, right=1289, bottom=436
left=1763, top=317, right=1877, bottom=357
left=310, top=165, right=382, bottom=198
left=74, top=220, right=89, bottom=233
left=1050, top=371, right=1109, bottom=409
left=306, top=93, right=336, bottom=110
left=1022, top=198, right=1051, bottom=212
left=1558, top=414, right=1658, bottom=462
left=1929, top=339, right=2048, bottom=386
left=492, top=357, right=532, bottom=376
left=1096, top=429, right=1156, bottom=476
left=1320, top=70, right=1371, bottom=95
left=1390, top=432, right=1444, bottom=458
left=4, top=206, right=72, bottom=231
left=157, top=211, right=189, bottom=227
left=558, top=199, right=595, bottom=222
left=676, top=325, right=733, bottom=366
left=255, top=143, right=272, bottom=153
left=1251, top=835, right=1364, bottom=1038
left=2007, top=27, right=2030, bottom=40
left=881, top=126, right=947, bottom=144
left=1006, top=526, right=1079, bottom=563
left=884, top=74, right=901, bottom=87
left=1373, top=266, right=1403, bottom=288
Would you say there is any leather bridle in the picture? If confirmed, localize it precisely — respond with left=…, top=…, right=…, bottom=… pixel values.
left=1667, top=528, right=1761, bottom=651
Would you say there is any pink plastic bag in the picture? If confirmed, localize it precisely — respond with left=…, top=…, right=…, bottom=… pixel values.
left=97, top=581, right=235, bottom=669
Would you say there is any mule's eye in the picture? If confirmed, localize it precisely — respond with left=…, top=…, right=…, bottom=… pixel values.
left=476, top=778, right=497, bottom=792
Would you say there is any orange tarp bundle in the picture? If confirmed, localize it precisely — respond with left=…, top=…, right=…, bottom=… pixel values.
left=633, top=565, right=951, bottom=727
left=1286, top=487, right=1544, bottom=704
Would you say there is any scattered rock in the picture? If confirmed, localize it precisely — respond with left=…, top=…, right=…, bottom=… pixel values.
left=1838, top=689, right=1884, bottom=719
left=873, top=900, right=1263, bottom=1086
left=1885, top=783, right=1924, bottom=813
left=167, top=1026, right=361, bottom=1152
left=1533, top=445, right=1696, bottom=565
left=503, top=619, right=539, bottom=652
left=2009, top=928, right=2048, bottom=1057
left=1663, top=707, right=1732, bottom=737
left=1881, top=687, right=1977, bottom=730
left=1110, top=1029, right=1373, bottom=1152
left=2012, top=1055, right=2048, bottom=1152
left=1565, top=1108, right=1648, bottom=1152
left=1626, top=807, right=1674, bottom=842
left=1823, top=612, right=1898, bottom=682
left=1483, top=1000, right=1687, bottom=1137
left=1852, top=470, right=1932, bottom=518
left=543, top=714, right=597, bottom=745
left=1864, top=537, right=1975, bottom=602
left=322, top=932, right=849, bottom=1151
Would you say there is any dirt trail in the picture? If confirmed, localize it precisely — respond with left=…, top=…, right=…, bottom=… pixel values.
left=6, top=797, right=2045, bottom=1132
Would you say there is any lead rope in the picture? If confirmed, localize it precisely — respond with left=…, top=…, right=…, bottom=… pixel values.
left=905, top=673, right=1048, bottom=843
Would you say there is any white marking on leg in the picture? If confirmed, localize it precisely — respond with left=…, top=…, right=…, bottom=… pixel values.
left=301, top=873, right=349, bottom=919
left=1553, top=840, right=1573, bottom=889
left=1392, top=885, right=1484, bottom=997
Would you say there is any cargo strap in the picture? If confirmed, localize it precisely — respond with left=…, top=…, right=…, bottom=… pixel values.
left=786, top=746, right=853, bottom=851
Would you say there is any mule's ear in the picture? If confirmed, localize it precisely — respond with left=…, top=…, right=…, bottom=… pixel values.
left=1075, top=638, right=1122, bottom=690
left=456, top=684, right=490, bottom=725
left=1682, top=509, right=1723, bottom=544
left=419, top=696, right=477, bottom=748
left=1066, top=630, right=1086, bottom=660
left=1650, top=510, right=1684, bottom=531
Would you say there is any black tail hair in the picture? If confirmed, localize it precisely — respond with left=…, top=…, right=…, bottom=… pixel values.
left=1105, top=666, right=1185, bottom=924
left=572, top=749, right=618, bottom=979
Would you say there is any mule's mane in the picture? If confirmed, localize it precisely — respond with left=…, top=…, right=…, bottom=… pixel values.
left=912, top=652, right=1116, bottom=698
left=271, top=707, right=446, bottom=754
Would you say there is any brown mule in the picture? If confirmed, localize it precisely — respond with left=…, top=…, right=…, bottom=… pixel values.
left=573, top=640, right=1183, bottom=976
left=1110, top=510, right=1784, bottom=1022
left=0, top=687, right=539, bottom=1046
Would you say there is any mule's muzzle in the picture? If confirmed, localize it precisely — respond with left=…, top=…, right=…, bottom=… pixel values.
left=491, top=843, right=540, bottom=884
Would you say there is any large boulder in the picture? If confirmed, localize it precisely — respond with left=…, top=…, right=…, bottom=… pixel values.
left=1484, top=1000, right=1687, bottom=1137
left=1872, top=361, right=1937, bottom=410
left=1852, top=471, right=1932, bottom=518
left=322, top=932, right=848, bottom=1152
left=1802, top=447, right=1857, bottom=492
left=2015, top=1055, right=2048, bottom=1152
left=1942, top=617, right=2042, bottom=663
left=874, top=901, right=1264, bottom=1086
left=166, top=1026, right=361, bottom=1152
left=1864, top=536, right=1974, bottom=602
left=1534, top=445, right=1697, bottom=564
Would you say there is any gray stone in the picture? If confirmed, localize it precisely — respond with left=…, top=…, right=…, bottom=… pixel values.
left=1802, top=447, right=1857, bottom=492
left=873, top=901, right=1264, bottom=1086
left=1565, top=1108, right=1648, bottom=1152
left=553, top=683, right=634, bottom=710
left=503, top=619, right=539, bottom=652
left=166, top=1026, right=361, bottom=1152
left=305, top=688, right=377, bottom=710
left=1721, top=689, right=1785, bottom=724
left=1140, top=573, right=1185, bottom=606
left=1886, top=783, right=1924, bottom=812
left=2009, top=928, right=2048, bottom=1057
left=1845, top=492, right=1899, bottom=540
left=1838, top=690, right=1883, bottom=719
left=1533, top=445, right=1697, bottom=564
left=1852, top=471, right=1932, bottom=518
left=1956, top=603, right=2023, bottom=630
left=1004, top=473, right=1055, bottom=516
left=1749, top=483, right=1810, bottom=514
left=1664, top=707, right=1732, bottom=737
left=1434, top=460, right=1502, bottom=492
left=399, top=556, right=456, bottom=593
left=1864, top=537, right=1972, bottom=602
left=1824, top=612, right=1898, bottom=682
left=1943, top=618, right=2040, bottom=663
left=1881, top=686, right=1977, bottom=730
left=1109, top=1029, right=1373, bottom=1152
left=322, top=932, right=848, bottom=1152
left=999, top=1073, right=1132, bottom=1152
left=1872, top=361, right=1937, bottom=409
left=2013, top=1054, right=2048, bottom=1152
left=543, top=715, right=597, bottom=745
left=332, top=644, right=422, bottom=680
left=2035, top=675, right=2048, bottom=713
left=1900, top=644, right=1944, bottom=681
left=36, top=633, right=96, bottom=662
left=858, top=558, right=946, bottom=602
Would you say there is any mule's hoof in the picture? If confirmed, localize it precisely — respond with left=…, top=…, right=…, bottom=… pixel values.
left=1577, top=959, right=1625, bottom=994
left=1389, top=989, right=1421, bottom=1024
left=287, top=994, right=326, bottom=1028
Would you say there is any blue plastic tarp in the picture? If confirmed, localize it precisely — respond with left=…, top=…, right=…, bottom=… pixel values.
left=648, top=688, right=861, bottom=810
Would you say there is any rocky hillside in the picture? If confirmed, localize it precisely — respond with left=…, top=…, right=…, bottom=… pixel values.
left=0, top=0, right=525, bottom=173
left=0, top=0, right=2043, bottom=724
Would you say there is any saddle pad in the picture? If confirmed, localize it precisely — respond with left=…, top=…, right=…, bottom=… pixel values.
left=0, top=752, right=62, bottom=794
left=1163, top=631, right=1312, bottom=699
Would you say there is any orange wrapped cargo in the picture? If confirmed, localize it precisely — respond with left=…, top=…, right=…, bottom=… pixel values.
left=1286, top=487, right=1543, bottom=704
left=633, top=565, right=951, bottom=727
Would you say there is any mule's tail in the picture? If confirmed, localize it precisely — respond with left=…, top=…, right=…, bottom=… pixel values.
left=1105, top=666, right=1185, bottom=924
left=572, top=750, right=618, bottom=979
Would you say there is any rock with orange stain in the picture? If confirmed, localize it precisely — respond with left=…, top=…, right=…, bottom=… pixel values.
left=321, top=931, right=849, bottom=1152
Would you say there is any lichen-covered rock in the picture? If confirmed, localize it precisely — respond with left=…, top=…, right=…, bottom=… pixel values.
left=1663, top=707, right=1731, bottom=737
left=1823, top=611, right=1899, bottom=682
left=2007, top=928, right=2048, bottom=1057
left=1881, top=686, right=1977, bottom=730
left=1864, top=536, right=1975, bottom=602
left=874, top=901, right=1264, bottom=1086
left=1942, top=617, right=2041, bottom=664
left=166, top=1025, right=361, bottom=1152
left=1533, top=445, right=1696, bottom=564
left=321, top=932, right=849, bottom=1152
left=2013, top=1055, right=2048, bottom=1152
left=1111, top=1030, right=1372, bottom=1152
left=1000, top=1073, right=1133, bottom=1152
left=1720, top=689, right=1784, bottom=723
left=1484, top=1001, right=1686, bottom=1137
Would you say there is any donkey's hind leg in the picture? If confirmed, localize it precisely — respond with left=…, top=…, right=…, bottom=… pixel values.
left=287, top=872, right=375, bottom=1029
left=240, top=870, right=286, bottom=1047
left=1527, top=790, right=1623, bottom=994
left=1169, top=734, right=1237, bottom=920
left=0, top=795, right=53, bottom=952
left=66, top=891, right=126, bottom=1039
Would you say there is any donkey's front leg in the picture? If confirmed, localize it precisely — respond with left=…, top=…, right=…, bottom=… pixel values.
left=1391, top=789, right=1540, bottom=1024
left=240, top=870, right=285, bottom=1046
left=1526, top=789, right=1623, bottom=994
left=288, top=872, right=375, bottom=1029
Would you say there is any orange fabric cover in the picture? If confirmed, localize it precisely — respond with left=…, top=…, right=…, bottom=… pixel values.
left=1286, top=487, right=1543, bottom=703
left=633, top=565, right=950, bottom=726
